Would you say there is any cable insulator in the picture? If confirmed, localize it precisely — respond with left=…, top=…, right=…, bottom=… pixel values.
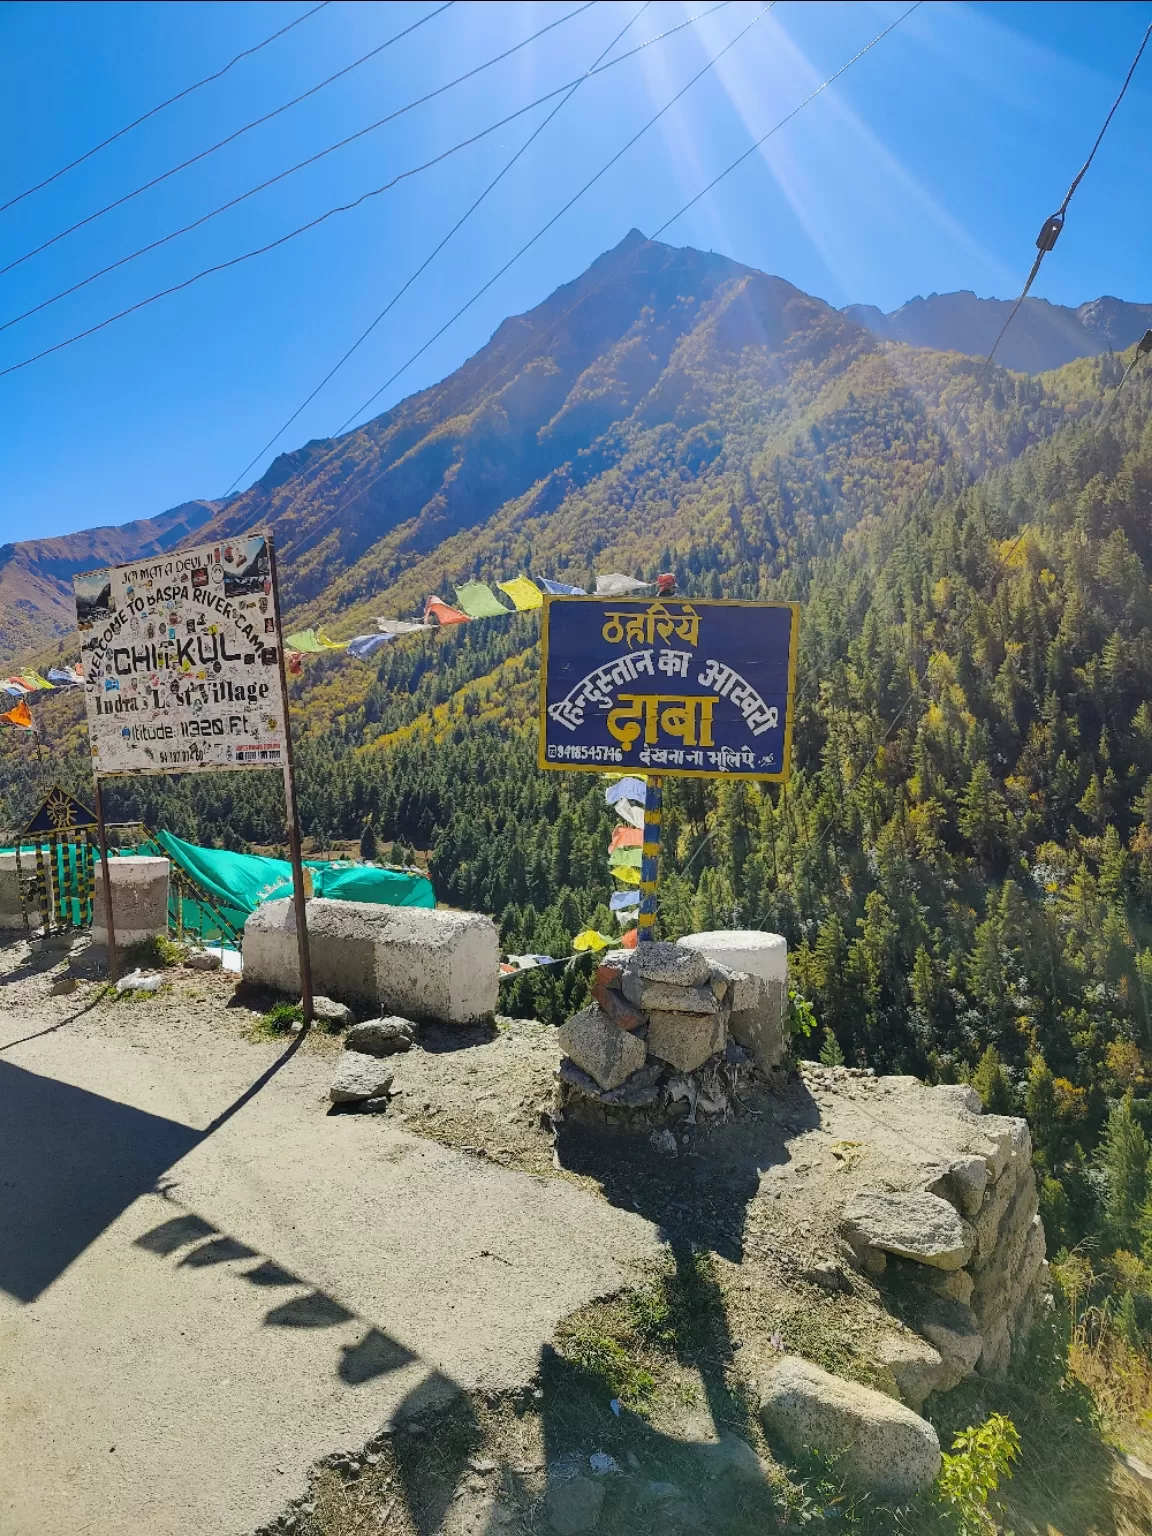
left=1035, top=213, right=1064, bottom=252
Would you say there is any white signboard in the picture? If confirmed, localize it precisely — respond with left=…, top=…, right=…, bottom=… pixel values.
left=75, top=531, right=288, bottom=777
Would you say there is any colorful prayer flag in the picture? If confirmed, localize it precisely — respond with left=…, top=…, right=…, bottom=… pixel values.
left=610, top=890, right=640, bottom=910
left=47, top=668, right=82, bottom=687
left=595, top=573, right=650, bottom=596
left=606, top=776, right=647, bottom=807
left=620, top=927, right=639, bottom=949
left=1, top=699, right=33, bottom=728
left=347, top=633, right=392, bottom=659
left=316, top=630, right=347, bottom=650
left=572, top=930, right=613, bottom=952
left=287, top=651, right=303, bottom=676
left=497, top=576, right=543, bottom=611
left=284, top=630, right=326, bottom=653
left=539, top=578, right=587, bottom=596
left=614, top=799, right=646, bottom=831
left=609, top=825, right=643, bottom=852
left=611, top=864, right=642, bottom=887
left=454, top=581, right=512, bottom=619
left=374, top=618, right=431, bottom=635
left=609, top=847, right=643, bottom=871
left=425, top=597, right=470, bottom=626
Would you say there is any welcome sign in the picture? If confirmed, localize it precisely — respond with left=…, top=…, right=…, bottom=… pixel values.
left=538, top=597, right=799, bottom=781
left=74, top=531, right=288, bottom=777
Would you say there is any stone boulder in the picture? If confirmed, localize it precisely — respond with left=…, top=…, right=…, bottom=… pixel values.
left=559, top=1005, right=646, bottom=1090
left=760, top=1357, right=941, bottom=1498
left=620, top=974, right=721, bottom=1014
left=842, top=1190, right=973, bottom=1271
left=624, top=941, right=711, bottom=988
left=330, top=1056, right=395, bottom=1104
left=346, top=1017, right=416, bottom=1056
left=678, top=931, right=788, bottom=1071
left=647, top=1009, right=726, bottom=1074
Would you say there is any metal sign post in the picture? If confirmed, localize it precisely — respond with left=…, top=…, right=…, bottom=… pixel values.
left=92, top=777, right=119, bottom=982
left=267, top=534, right=314, bottom=1025
left=73, top=528, right=312, bottom=1017
left=539, top=595, right=799, bottom=940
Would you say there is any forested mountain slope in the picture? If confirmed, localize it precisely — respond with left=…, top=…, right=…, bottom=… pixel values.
left=0, top=499, right=218, bottom=665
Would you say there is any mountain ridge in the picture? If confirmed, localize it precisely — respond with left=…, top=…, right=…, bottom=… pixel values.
left=0, top=234, right=1143, bottom=666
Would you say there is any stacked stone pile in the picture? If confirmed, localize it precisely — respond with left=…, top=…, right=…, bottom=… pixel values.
left=329, top=1016, right=417, bottom=1110
left=554, top=941, right=787, bottom=1127
left=835, top=1081, right=1047, bottom=1379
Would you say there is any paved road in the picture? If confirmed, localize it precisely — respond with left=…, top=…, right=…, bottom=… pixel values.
left=0, top=968, right=658, bottom=1536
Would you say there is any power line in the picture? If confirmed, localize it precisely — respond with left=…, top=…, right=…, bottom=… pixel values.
left=974, top=19, right=1151, bottom=384
left=282, top=0, right=912, bottom=562
left=0, top=0, right=596, bottom=328
left=651, top=2, right=922, bottom=239
left=0, top=2, right=333, bottom=217
left=1097, top=327, right=1152, bottom=431
left=0, top=3, right=733, bottom=381
left=752, top=17, right=1152, bottom=918
left=336, top=1, right=772, bottom=435
left=223, top=0, right=655, bottom=494
left=0, top=3, right=454, bottom=284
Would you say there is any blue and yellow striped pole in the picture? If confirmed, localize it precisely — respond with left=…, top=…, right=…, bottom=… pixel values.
left=637, top=774, right=663, bottom=943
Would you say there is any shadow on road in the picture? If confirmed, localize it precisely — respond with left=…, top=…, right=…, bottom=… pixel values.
left=0, top=1027, right=307, bottom=1303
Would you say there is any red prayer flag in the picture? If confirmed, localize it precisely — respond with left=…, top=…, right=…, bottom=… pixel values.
left=620, top=927, right=639, bottom=949
left=609, top=825, right=643, bottom=852
left=425, top=596, right=470, bottom=626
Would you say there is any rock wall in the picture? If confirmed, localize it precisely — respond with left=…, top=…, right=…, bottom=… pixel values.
left=810, top=1068, right=1048, bottom=1387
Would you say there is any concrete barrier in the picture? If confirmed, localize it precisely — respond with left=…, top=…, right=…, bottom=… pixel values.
left=677, top=929, right=788, bottom=1071
left=0, top=851, right=40, bottom=932
left=242, top=898, right=499, bottom=1023
left=92, top=856, right=170, bottom=947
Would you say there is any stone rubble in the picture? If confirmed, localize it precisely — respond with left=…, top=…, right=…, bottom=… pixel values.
left=554, top=941, right=787, bottom=1129
left=344, top=1017, right=416, bottom=1056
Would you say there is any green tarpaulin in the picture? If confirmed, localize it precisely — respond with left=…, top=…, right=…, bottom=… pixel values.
left=154, top=830, right=435, bottom=921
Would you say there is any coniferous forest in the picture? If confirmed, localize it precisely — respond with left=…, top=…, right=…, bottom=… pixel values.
left=4, top=252, right=1152, bottom=1424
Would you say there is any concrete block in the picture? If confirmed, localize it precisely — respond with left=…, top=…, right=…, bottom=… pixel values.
left=0, top=851, right=42, bottom=931
left=92, top=856, right=170, bottom=947
left=678, top=931, right=787, bottom=1071
left=242, top=898, right=499, bottom=1023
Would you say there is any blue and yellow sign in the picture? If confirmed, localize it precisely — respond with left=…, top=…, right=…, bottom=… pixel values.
left=538, top=597, right=799, bottom=780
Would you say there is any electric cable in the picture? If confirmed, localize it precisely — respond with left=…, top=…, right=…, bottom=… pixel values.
left=0, top=2, right=333, bottom=217
left=0, top=3, right=454, bottom=282
left=0, top=0, right=597, bottom=327
left=1096, top=327, right=1152, bottom=431
left=335, top=1, right=773, bottom=435
left=973, top=20, right=1151, bottom=385
left=0, top=0, right=722, bottom=368
left=279, top=0, right=916, bottom=562
left=750, top=18, right=1152, bottom=920
left=223, top=0, right=655, bottom=494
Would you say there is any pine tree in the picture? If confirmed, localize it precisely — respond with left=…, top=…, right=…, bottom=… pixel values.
left=359, top=821, right=377, bottom=861
left=973, top=1045, right=1015, bottom=1115
left=1099, top=1092, right=1151, bottom=1252
left=819, top=1027, right=845, bottom=1066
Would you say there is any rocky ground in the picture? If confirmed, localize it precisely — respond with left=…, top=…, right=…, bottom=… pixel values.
left=3, top=938, right=1151, bottom=1535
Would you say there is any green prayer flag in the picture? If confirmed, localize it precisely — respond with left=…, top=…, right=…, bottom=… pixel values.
left=454, top=581, right=512, bottom=619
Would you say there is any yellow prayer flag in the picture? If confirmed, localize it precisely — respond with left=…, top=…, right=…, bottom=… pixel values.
left=497, top=576, right=543, bottom=612
left=572, top=929, right=613, bottom=952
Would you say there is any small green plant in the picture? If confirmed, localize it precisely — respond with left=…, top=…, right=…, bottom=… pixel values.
left=124, top=934, right=187, bottom=970
left=935, top=1412, right=1021, bottom=1532
left=787, top=988, right=818, bottom=1039
left=255, top=1001, right=304, bottom=1038
left=819, top=1026, right=845, bottom=1066
left=561, top=1320, right=656, bottom=1404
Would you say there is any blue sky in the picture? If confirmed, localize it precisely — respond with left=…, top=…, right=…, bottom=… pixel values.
left=0, top=0, right=1149, bottom=541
